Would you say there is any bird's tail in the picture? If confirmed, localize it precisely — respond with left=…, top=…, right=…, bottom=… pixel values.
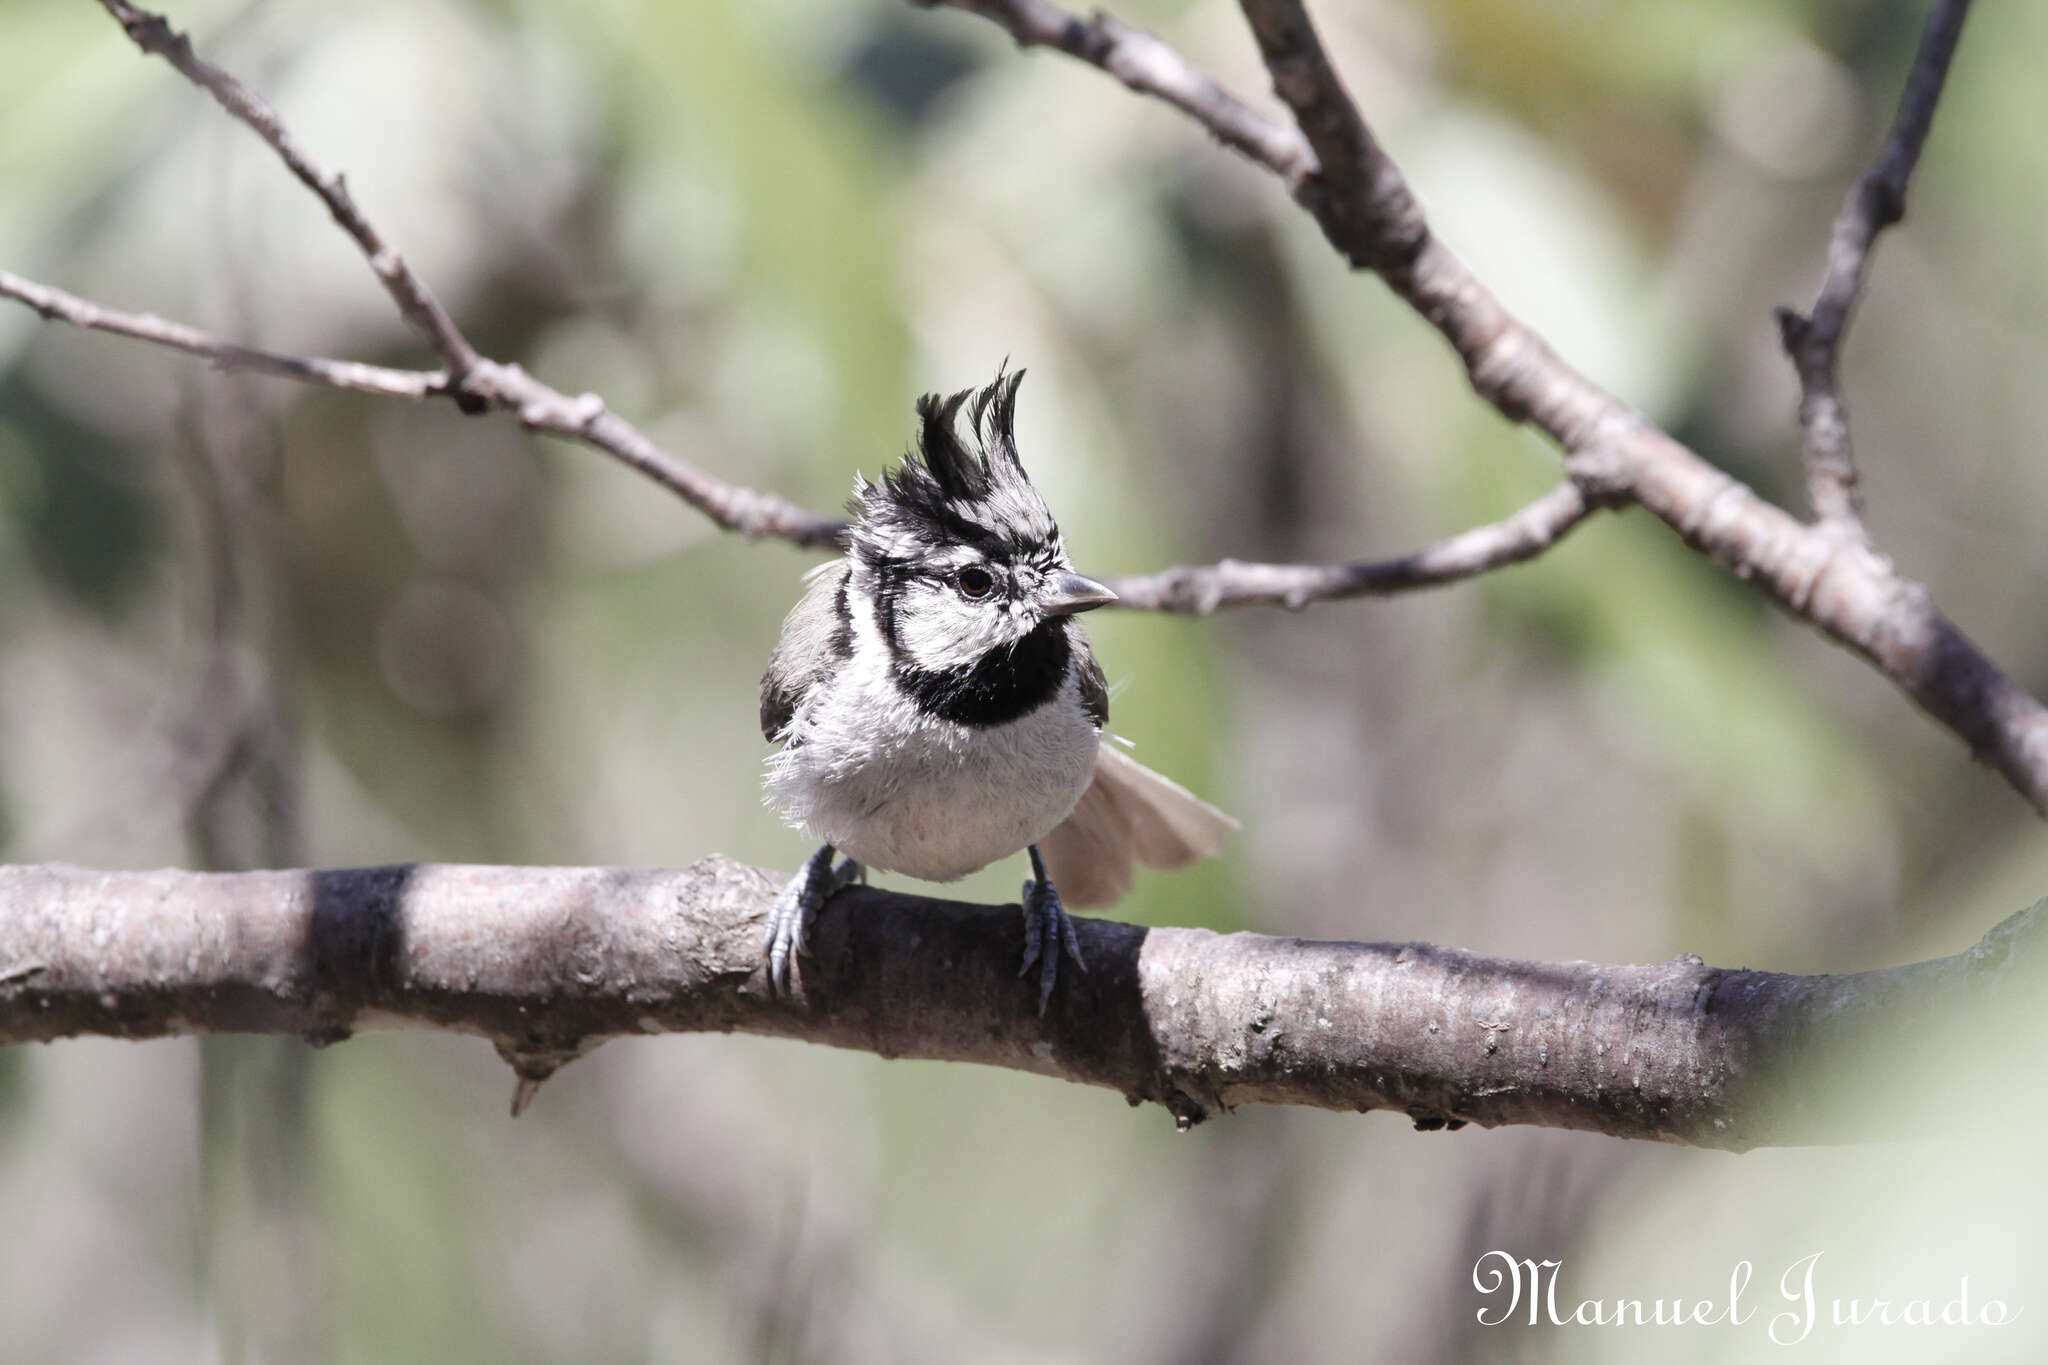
left=1037, top=742, right=1237, bottom=908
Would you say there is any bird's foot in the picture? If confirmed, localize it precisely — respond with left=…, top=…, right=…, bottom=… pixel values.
left=1019, top=845, right=1086, bottom=1015
left=764, top=845, right=861, bottom=998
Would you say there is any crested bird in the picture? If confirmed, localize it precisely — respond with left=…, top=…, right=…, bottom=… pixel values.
left=760, top=367, right=1235, bottom=1010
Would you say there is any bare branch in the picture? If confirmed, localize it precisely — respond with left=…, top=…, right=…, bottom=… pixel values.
left=0, top=269, right=850, bottom=546
left=459, top=359, right=849, bottom=547
left=1776, top=0, right=1974, bottom=531
left=4, top=860, right=2041, bottom=1148
left=1108, top=480, right=1592, bottom=611
left=0, top=269, right=442, bottom=399
left=10, top=0, right=2041, bottom=813
left=1232, top=0, right=1429, bottom=275
left=0, top=243, right=1585, bottom=583
left=921, top=0, right=1316, bottom=189
left=70, top=1, right=852, bottom=548
left=925, top=0, right=2048, bottom=812
left=0, top=0, right=1573, bottom=575
left=96, top=0, right=482, bottom=384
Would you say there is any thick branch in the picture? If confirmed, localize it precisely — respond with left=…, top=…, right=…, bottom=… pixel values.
left=2, top=861, right=2040, bottom=1150
left=1108, top=480, right=1592, bottom=611
left=1776, top=0, right=1974, bottom=530
left=1227, top=0, right=2048, bottom=810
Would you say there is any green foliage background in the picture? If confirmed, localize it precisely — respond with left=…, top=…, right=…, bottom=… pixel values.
left=3, top=0, right=2047, bottom=1359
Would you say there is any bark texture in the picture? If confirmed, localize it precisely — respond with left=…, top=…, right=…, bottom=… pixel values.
left=3, top=861, right=2039, bottom=1149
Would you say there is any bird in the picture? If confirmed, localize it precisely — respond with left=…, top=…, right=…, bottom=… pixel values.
left=759, top=366, right=1236, bottom=1011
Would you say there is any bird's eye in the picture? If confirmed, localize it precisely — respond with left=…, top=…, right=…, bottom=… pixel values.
left=956, top=566, right=996, bottom=600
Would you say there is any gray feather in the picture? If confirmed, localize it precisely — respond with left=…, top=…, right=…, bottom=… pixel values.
left=760, top=563, right=852, bottom=741
left=1075, top=638, right=1109, bottom=730
left=1038, top=743, right=1237, bottom=908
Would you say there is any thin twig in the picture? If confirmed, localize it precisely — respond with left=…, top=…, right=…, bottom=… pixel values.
left=1776, top=0, right=1974, bottom=532
left=2, top=252, right=1586, bottom=575
left=0, top=270, right=442, bottom=399
left=96, top=0, right=483, bottom=387
left=1108, top=481, right=1591, bottom=611
left=0, top=270, right=850, bottom=546
left=21, top=1, right=849, bottom=548
left=457, top=359, right=850, bottom=546
left=921, top=0, right=1317, bottom=189
left=89, top=0, right=847, bottom=546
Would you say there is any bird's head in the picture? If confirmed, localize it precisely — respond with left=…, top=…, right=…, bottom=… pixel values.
left=850, top=367, right=1115, bottom=677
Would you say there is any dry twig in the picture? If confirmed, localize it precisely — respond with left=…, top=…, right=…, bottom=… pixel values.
left=1775, top=0, right=1974, bottom=532
left=1107, top=481, right=1592, bottom=611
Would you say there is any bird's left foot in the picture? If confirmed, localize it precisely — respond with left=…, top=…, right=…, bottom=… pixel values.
left=1019, top=844, right=1086, bottom=1015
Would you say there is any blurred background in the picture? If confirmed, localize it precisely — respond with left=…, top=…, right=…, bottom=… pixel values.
left=4, top=0, right=2048, bottom=1359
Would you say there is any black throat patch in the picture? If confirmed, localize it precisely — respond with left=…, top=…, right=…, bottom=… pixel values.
left=890, top=617, right=1073, bottom=728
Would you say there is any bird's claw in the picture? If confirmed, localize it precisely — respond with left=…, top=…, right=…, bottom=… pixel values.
left=1018, top=873, right=1086, bottom=1015
left=764, top=847, right=861, bottom=999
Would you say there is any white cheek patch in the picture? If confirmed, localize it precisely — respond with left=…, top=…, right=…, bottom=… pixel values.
left=894, top=582, right=1017, bottom=673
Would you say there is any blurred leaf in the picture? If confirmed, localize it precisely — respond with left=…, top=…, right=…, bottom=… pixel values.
left=0, top=373, right=157, bottom=616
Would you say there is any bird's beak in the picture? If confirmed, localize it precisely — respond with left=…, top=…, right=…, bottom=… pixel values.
left=1041, top=570, right=1118, bottom=617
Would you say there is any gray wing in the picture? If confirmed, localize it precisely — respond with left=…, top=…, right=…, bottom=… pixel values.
left=1039, top=745, right=1238, bottom=907
left=1073, top=634, right=1108, bottom=729
left=760, top=563, right=852, bottom=740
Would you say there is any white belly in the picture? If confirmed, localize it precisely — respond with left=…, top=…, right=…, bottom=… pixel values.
left=766, top=668, right=1100, bottom=883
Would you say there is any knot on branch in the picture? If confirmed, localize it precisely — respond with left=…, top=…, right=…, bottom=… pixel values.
left=448, top=377, right=492, bottom=416
left=1564, top=442, right=1636, bottom=507
left=1774, top=304, right=1814, bottom=353
left=1857, top=169, right=1908, bottom=233
left=115, top=6, right=186, bottom=60
left=495, top=1035, right=601, bottom=1117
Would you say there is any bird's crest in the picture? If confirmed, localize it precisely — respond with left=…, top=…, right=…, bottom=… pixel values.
left=852, top=365, right=1060, bottom=563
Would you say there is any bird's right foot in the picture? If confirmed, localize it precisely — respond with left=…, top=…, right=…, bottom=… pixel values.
left=764, top=844, right=861, bottom=998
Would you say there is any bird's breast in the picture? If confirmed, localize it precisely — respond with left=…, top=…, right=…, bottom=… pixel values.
left=764, top=662, right=1100, bottom=883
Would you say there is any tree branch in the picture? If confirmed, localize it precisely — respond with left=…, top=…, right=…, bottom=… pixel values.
left=51, top=1, right=851, bottom=549
left=0, top=268, right=442, bottom=400
left=928, top=0, right=2048, bottom=814
left=0, top=1, right=1639, bottom=596
left=918, top=0, right=1316, bottom=189
left=1775, top=0, right=1973, bottom=532
left=0, top=238, right=1597, bottom=604
left=96, top=0, right=482, bottom=383
left=2, top=860, right=2039, bottom=1149
left=1107, top=480, right=1593, bottom=611
left=7, top=0, right=2042, bottom=819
